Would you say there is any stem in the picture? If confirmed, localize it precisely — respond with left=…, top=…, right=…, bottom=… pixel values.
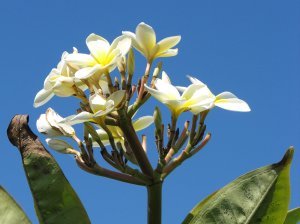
left=166, top=114, right=177, bottom=150
left=147, top=182, right=163, bottom=224
left=118, top=109, right=154, bottom=178
left=105, top=71, right=114, bottom=93
left=75, top=156, right=146, bottom=186
left=162, top=133, right=211, bottom=179
left=138, top=62, right=152, bottom=101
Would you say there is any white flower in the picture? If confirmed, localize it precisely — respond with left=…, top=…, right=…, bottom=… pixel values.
left=182, top=76, right=251, bottom=113
left=145, top=72, right=250, bottom=117
left=123, top=22, right=181, bottom=62
left=63, top=90, right=126, bottom=125
left=65, top=34, right=131, bottom=80
left=34, top=49, right=87, bottom=108
left=36, top=108, right=75, bottom=137
left=144, top=72, right=212, bottom=117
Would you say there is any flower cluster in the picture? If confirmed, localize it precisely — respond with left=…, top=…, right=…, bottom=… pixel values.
left=34, top=22, right=250, bottom=184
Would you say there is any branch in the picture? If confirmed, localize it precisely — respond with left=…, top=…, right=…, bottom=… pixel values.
left=118, top=109, right=154, bottom=178
left=162, top=133, right=211, bottom=179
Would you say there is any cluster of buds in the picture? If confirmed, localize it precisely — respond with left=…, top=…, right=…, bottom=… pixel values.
left=34, top=22, right=250, bottom=185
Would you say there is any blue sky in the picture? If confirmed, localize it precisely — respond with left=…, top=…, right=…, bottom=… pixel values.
left=1, top=0, right=299, bottom=223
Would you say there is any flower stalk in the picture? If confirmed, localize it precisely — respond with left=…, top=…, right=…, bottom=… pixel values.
left=147, top=181, right=163, bottom=224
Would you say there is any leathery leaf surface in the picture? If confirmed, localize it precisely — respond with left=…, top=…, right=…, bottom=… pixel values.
left=183, top=148, right=293, bottom=224
left=0, top=186, right=31, bottom=224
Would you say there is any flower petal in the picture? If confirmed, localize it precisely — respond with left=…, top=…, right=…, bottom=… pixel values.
left=65, top=112, right=94, bottom=125
left=52, top=77, right=76, bottom=97
left=157, top=36, right=181, bottom=53
left=93, top=104, right=114, bottom=117
left=122, top=31, right=145, bottom=55
left=155, top=49, right=178, bottom=58
left=155, top=77, right=180, bottom=100
left=99, top=79, right=109, bottom=95
left=36, top=114, right=61, bottom=137
left=132, top=116, right=154, bottom=132
left=176, top=86, right=187, bottom=92
left=181, top=83, right=208, bottom=100
left=215, top=92, right=251, bottom=112
left=189, top=102, right=214, bottom=114
left=33, top=88, right=54, bottom=108
left=75, top=64, right=102, bottom=79
left=186, top=75, right=205, bottom=85
left=110, top=35, right=131, bottom=56
left=65, top=53, right=96, bottom=69
left=161, top=71, right=171, bottom=84
left=136, top=22, right=156, bottom=56
left=86, top=33, right=110, bottom=62
left=144, top=84, right=174, bottom=103
left=107, top=90, right=126, bottom=108
left=46, top=108, right=75, bottom=136
left=182, top=85, right=215, bottom=114
left=89, top=93, right=107, bottom=113
left=44, top=70, right=59, bottom=89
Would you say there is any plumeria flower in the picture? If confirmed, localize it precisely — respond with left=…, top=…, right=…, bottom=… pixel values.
left=144, top=71, right=212, bottom=117
left=180, top=76, right=251, bottom=113
left=34, top=49, right=87, bottom=108
left=145, top=72, right=250, bottom=117
left=65, top=34, right=131, bottom=80
left=123, top=22, right=181, bottom=62
left=36, top=108, right=75, bottom=137
left=63, top=90, right=126, bottom=125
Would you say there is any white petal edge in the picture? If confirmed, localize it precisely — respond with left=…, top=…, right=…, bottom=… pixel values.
left=33, top=89, right=54, bottom=108
left=65, top=53, right=95, bottom=69
left=157, top=36, right=181, bottom=53
left=186, top=75, right=206, bottom=85
left=110, top=35, right=132, bottom=56
left=155, top=49, right=178, bottom=58
left=67, top=112, right=94, bottom=125
left=215, top=92, right=251, bottom=112
left=136, top=22, right=156, bottom=56
left=86, top=33, right=110, bottom=61
left=122, top=31, right=145, bottom=55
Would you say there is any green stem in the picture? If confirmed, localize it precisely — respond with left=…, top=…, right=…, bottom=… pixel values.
left=118, top=109, right=154, bottom=178
left=147, top=182, right=163, bottom=224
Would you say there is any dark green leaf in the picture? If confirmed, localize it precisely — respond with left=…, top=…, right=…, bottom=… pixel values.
left=183, top=148, right=293, bottom=224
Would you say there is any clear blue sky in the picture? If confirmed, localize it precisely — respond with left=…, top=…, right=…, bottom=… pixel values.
left=1, top=0, right=299, bottom=223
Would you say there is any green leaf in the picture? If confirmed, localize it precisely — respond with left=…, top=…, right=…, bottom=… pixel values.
left=7, top=115, right=91, bottom=224
left=0, top=186, right=31, bottom=224
left=183, top=148, right=293, bottom=224
left=284, top=208, right=300, bottom=224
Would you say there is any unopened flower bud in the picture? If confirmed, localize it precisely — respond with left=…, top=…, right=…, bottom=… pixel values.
left=117, top=56, right=126, bottom=73
left=46, top=138, right=79, bottom=155
left=153, top=107, right=162, bottom=134
left=152, top=62, right=162, bottom=78
left=127, top=48, right=135, bottom=76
